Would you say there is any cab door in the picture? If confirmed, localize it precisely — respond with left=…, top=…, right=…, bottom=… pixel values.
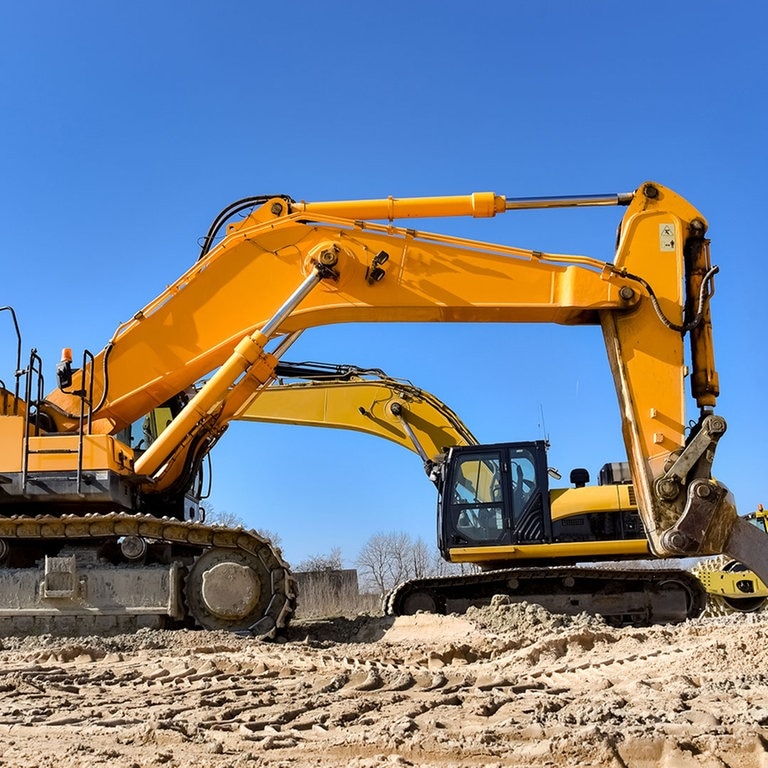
left=505, top=442, right=551, bottom=543
left=445, top=448, right=508, bottom=546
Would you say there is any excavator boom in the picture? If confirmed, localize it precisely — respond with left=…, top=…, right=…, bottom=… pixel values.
left=241, top=361, right=477, bottom=470
left=46, top=198, right=637, bottom=433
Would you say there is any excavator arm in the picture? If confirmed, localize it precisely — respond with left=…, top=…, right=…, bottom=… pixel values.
left=239, top=361, right=477, bottom=477
left=40, top=182, right=764, bottom=581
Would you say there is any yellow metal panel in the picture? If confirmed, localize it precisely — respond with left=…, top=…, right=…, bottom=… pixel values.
left=448, top=539, right=649, bottom=564
left=26, top=434, right=133, bottom=474
left=549, top=485, right=626, bottom=521
left=696, top=569, right=768, bottom=599
left=0, top=417, right=24, bottom=472
left=0, top=388, right=25, bottom=418
left=239, top=378, right=475, bottom=459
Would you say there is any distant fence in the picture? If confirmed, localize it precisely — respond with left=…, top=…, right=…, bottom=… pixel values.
left=293, top=569, right=378, bottom=618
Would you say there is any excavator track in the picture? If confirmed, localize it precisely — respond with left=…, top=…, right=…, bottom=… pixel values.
left=0, top=513, right=296, bottom=637
left=385, top=566, right=707, bottom=626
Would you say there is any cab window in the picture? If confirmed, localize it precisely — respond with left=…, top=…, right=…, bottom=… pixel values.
left=450, top=453, right=504, bottom=543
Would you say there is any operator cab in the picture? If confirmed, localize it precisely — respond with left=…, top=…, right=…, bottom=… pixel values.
left=438, top=441, right=550, bottom=552
left=437, top=441, right=645, bottom=565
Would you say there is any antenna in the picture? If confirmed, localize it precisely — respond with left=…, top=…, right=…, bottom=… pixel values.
left=537, top=401, right=550, bottom=447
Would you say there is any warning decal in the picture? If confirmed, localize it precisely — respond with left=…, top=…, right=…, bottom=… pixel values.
left=659, top=223, right=676, bottom=251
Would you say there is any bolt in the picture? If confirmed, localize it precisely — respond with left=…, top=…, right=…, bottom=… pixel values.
left=317, top=246, right=339, bottom=267
left=619, top=286, right=635, bottom=301
left=706, top=416, right=726, bottom=435
left=691, top=218, right=706, bottom=234
left=644, top=184, right=659, bottom=199
left=389, top=402, right=402, bottom=416
left=663, top=530, right=692, bottom=553
left=270, top=202, right=284, bottom=216
left=656, top=478, right=679, bottom=501
left=695, top=483, right=713, bottom=499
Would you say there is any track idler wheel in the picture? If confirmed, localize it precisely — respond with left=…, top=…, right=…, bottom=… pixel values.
left=185, top=547, right=287, bottom=635
left=397, top=588, right=443, bottom=616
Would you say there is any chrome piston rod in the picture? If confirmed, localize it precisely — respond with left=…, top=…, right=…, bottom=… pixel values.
left=504, top=191, right=634, bottom=210
left=134, top=268, right=325, bottom=478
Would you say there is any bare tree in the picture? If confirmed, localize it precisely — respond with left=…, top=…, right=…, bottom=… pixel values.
left=355, top=532, right=437, bottom=596
left=203, top=506, right=245, bottom=528
left=382, top=531, right=413, bottom=587
left=356, top=532, right=401, bottom=597
left=203, top=506, right=282, bottom=549
left=296, top=547, right=343, bottom=572
left=409, top=537, right=433, bottom=580
left=255, top=528, right=284, bottom=550
left=356, top=531, right=479, bottom=597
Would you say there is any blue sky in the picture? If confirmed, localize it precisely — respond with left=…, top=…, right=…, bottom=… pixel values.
left=1, top=3, right=766, bottom=566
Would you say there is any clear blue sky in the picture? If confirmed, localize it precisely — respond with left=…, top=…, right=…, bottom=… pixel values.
left=1, top=2, right=766, bottom=566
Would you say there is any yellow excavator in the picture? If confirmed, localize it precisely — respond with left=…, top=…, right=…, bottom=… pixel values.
left=240, top=362, right=768, bottom=616
left=0, top=181, right=765, bottom=634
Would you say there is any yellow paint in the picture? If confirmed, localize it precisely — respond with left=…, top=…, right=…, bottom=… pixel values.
left=697, top=569, right=768, bottom=599
left=448, top=538, right=649, bottom=564
left=0, top=416, right=133, bottom=476
left=26, top=434, right=133, bottom=474
left=550, top=484, right=635, bottom=520
left=239, top=376, right=475, bottom=459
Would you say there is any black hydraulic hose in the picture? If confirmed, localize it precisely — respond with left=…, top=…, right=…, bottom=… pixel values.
left=620, top=265, right=719, bottom=334
left=198, top=194, right=295, bottom=260
left=274, top=360, right=389, bottom=382
left=91, top=342, right=113, bottom=413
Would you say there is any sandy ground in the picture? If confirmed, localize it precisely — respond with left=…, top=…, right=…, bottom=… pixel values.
left=0, top=603, right=766, bottom=768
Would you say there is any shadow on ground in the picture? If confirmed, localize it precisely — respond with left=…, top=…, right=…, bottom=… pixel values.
left=286, top=614, right=396, bottom=644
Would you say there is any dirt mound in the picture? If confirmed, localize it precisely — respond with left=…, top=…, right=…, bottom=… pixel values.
left=0, top=607, right=767, bottom=767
